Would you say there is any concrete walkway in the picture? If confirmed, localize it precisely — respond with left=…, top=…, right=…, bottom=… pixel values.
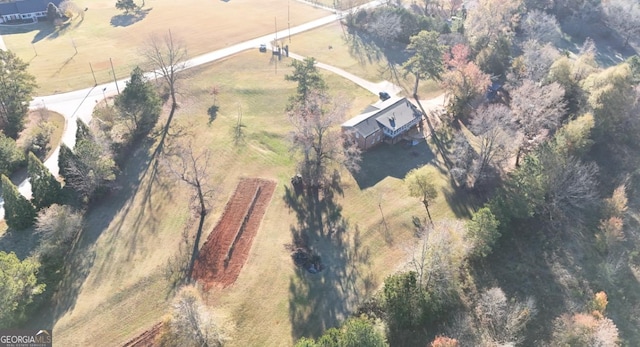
left=0, top=0, right=387, bottom=220
left=288, top=51, right=403, bottom=97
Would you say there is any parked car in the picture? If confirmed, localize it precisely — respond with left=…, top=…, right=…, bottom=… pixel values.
left=259, top=44, right=267, bottom=52
left=379, top=91, right=391, bottom=101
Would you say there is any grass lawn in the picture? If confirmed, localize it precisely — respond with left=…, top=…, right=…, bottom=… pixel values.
left=46, top=49, right=465, bottom=346
left=0, top=0, right=330, bottom=95
left=289, top=22, right=443, bottom=99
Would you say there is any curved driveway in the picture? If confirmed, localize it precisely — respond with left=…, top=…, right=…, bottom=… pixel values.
left=0, top=0, right=385, bottom=220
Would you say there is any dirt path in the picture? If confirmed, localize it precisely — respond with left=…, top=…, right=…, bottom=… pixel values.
left=121, top=322, right=163, bottom=347
left=192, top=178, right=277, bottom=290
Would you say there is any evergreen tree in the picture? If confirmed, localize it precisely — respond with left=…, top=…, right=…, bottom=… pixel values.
left=57, top=143, right=76, bottom=180
left=1, top=175, right=36, bottom=230
left=115, top=66, right=162, bottom=137
left=403, top=30, right=444, bottom=97
left=75, top=118, right=92, bottom=144
left=284, top=57, right=326, bottom=109
left=46, top=2, right=61, bottom=22
left=0, top=51, right=37, bottom=139
left=27, top=152, right=62, bottom=210
left=0, top=132, right=25, bottom=177
left=0, top=251, right=45, bottom=327
left=467, top=207, right=500, bottom=258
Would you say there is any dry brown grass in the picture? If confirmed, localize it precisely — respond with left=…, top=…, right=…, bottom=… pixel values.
left=50, top=46, right=459, bottom=346
left=289, top=21, right=443, bottom=98
left=16, top=109, right=65, bottom=161
left=0, top=0, right=330, bottom=94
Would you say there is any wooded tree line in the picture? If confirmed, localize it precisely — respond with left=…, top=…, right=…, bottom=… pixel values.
left=288, top=0, right=640, bottom=345
left=0, top=48, right=167, bottom=329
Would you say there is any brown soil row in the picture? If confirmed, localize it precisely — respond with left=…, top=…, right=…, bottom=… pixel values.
left=121, top=322, right=163, bottom=347
left=192, top=178, right=276, bottom=290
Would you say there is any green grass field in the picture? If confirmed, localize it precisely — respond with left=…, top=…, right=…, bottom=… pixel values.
left=45, top=47, right=466, bottom=346
left=0, top=0, right=330, bottom=94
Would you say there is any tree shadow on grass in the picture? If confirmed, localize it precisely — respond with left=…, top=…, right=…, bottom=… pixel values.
left=342, top=25, right=410, bottom=87
left=0, top=19, right=82, bottom=45
left=110, top=8, right=152, bottom=27
left=285, top=174, right=377, bottom=340
left=351, top=141, right=434, bottom=189
left=31, top=24, right=55, bottom=44
left=0, top=21, right=53, bottom=44
left=559, top=19, right=638, bottom=68
left=442, top=179, right=479, bottom=219
left=28, top=105, right=182, bottom=329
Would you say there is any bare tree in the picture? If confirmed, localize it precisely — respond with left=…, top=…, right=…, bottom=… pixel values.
left=408, top=219, right=466, bottom=298
left=514, top=40, right=560, bottom=83
left=370, top=10, right=402, bottom=44
left=450, top=131, right=474, bottom=187
left=521, top=10, right=562, bottom=45
left=288, top=90, right=361, bottom=189
left=161, top=141, right=215, bottom=280
left=469, top=104, right=517, bottom=185
left=35, top=204, right=83, bottom=258
left=510, top=80, right=566, bottom=165
left=439, top=0, right=463, bottom=17
left=475, top=287, right=537, bottom=345
left=552, top=313, right=620, bottom=346
left=59, top=0, right=84, bottom=20
left=162, top=142, right=213, bottom=218
left=541, top=152, right=599, bottom=228
left=168, top=285, right=226, bottom=347
left=602, top=0, right=640, bottom=47
left=143, top=30, right=188, bottom=109
left=464, top=0, right=522, bottom=44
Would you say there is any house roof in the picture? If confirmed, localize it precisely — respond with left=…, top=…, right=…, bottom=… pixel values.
left=375, top=98, right=421, bottom=131
left=1, top=0, right=62, bottom=16
left=342, top=97, right=421, bottom=137
left=0, top=2, right=19, bottom=16
left=342, top=109, right=381, bottom=137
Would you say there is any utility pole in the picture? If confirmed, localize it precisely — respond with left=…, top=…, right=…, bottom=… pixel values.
left=109, top=57, right=120, bottom=94
left=71, top=37, right=77, bottom=54
left=32, top=44, right=37, bottom=56
left=89, top=62, right=97, bottom=86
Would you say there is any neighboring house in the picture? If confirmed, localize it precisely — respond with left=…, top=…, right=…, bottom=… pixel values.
left=342, top=97, right=423, bottom=150
left=0, top=0, right=63, bottom=23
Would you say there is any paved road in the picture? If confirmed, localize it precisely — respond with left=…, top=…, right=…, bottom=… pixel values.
left=0, top=0, right=386, bottom=220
